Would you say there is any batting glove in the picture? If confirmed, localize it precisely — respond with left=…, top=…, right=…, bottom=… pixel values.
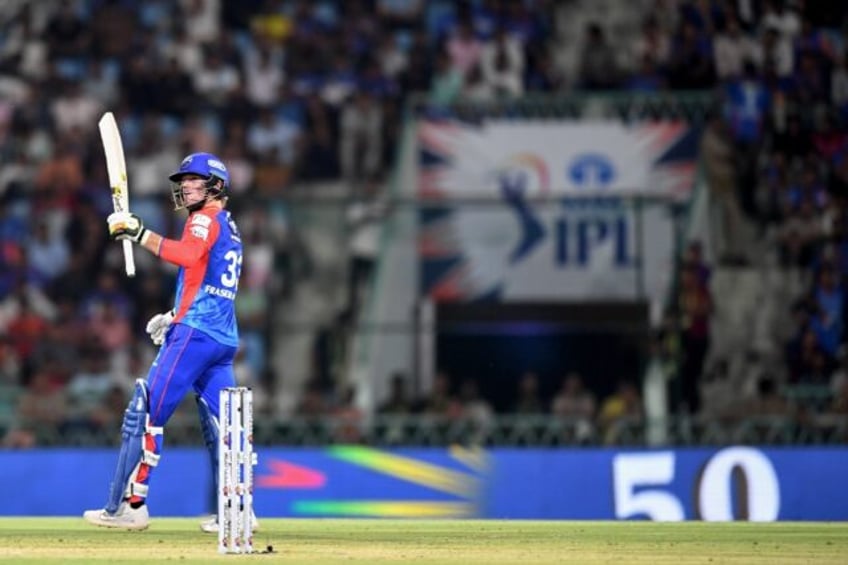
left=107, top=211, right=149, bottom=244
left=145, top=309, right=175, bottom=346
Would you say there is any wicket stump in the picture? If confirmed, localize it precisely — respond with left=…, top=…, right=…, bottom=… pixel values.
left=218, top=387, right=257, bottom=554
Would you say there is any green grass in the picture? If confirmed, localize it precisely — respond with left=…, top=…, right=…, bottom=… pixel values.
left=0, top=519, right=844, bottom=564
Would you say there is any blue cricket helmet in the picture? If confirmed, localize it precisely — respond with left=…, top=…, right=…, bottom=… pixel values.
left=169, top=152, right=230, bottom=210
left=168, top=152, right=230, bottom=189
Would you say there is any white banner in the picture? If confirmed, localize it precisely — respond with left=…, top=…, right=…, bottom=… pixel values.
left=418, top=121, right=697, bottom=199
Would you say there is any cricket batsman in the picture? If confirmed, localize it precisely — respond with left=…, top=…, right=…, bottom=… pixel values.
left=84, top=152, right=254, bottom=532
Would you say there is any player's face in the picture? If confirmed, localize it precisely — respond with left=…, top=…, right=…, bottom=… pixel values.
left=178, top=174, right=207, bottom=207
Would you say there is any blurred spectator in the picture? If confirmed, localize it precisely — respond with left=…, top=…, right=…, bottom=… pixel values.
left=83, top=59, right=119, bottom=109
left=446, top=20, right=483, bottom=78
left=80, top=270, right=132, bottom=321
left=479, top=27, right=524, bottom=98
left=2, top=365, right=68, bottom=448
left=330, top=385, right=365, bottom=444
left=65, top=347, right=119, bottom=433
left=180, top=0, right=222, bottom=45
left=681, top=241, right=712, bottom=287
left=418, top=371, right=458, bottom=417
left=462, top=64, right=495, bottom=102
left=50, top=80, right=102, bottom=136
left=155, top=58, right=197, bottom=118
left=1, top=6, right=48, bottom=82
left=85, top=299, right=132, bottom=373
left=828, top=373, right=848, bottom=416
left=247, top=107, right=301, bottom=168
left=162, top=23, right=204, bottom=74
left=5, top=292, right=50, bottom=374
left=713, top=16, right=757, bottom=81
left=376, top=34, right=409, bottom=82
left=631, top=16, right=671, bottom=73
left=38, top=296, right=85, bottom=370
left=299, top=93, right=339, bottom=180
left=26, top=218, right=70, bottom=284
left=193, top=49, right=241, bottom=110
left=429, top=51, right=464, bottom=106
left=219, top=131, right=256, bottom=195
left=90, top=0, right=135, bottom=61
left=754, top=24, right=794, bottom=79
left=777, top=198, right=824, bottom=269
left=0, top=335, right=21, bottom=385
left=551, top=372, right=596, bottom=418
left=345, top=177, right=389, bottom=319
left=811, top=112, right=847, bottom=162
left=44, top=0, right=89, bottom=62
left=339, top=91, right=383, bottom=190
left=458, top=378, right=494, bottom=443
left=810, top=266, right=844, bottom=356
left=296, top=379, right=329, bottom=418
left=627, top=55, right=666, bottom=92
left=577, top=23, right=619, bottom=90
left=727, top=375, right=795, bottom=443
left=33, top=135, right=84, bottom=215
left=403, top=30, right=436, bottom=93
left=666, top=20, right=714, bottom=89
left=786, top=323, right=833, bottom=385
left=724, top=67, right=769, bottom=203
left=512, top=371, right=543, bottom=414
left=550, top=372, right=596, bottom=443
left=127, top=120, right=174, bottom=225
left=742, top=375, right=791, bottom=418
left=243, top=42, right=285, bottom=109
left=676, top=263, right=713, bottom=414
left=772, top=115, right=812, bottom=165
left=378, top=372, right=413, bottom=415
left=597, top=379, right=644, bottom=444
left=524, top=51, right=564, bottom=92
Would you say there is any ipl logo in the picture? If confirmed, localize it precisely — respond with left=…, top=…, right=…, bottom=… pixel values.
left=493, top=153, right=550, bottom=198
left=491, top=154, right=549, bottom=265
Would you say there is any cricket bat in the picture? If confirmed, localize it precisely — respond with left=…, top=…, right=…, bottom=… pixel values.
left=98, top=111, right=136, bottom=277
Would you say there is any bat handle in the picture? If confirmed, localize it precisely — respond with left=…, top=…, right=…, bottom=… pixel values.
left=122, top=239, right=136, bottom=277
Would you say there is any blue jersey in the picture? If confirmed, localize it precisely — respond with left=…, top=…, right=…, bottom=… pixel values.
left=167, top=206, right=242, bottom=347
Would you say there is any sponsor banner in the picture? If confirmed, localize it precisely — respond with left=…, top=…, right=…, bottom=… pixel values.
left=1, top=446, right=846, bottom=520
left=419, top=197, right=674, bottom=304
left=417, top=120, right=700, bottom=199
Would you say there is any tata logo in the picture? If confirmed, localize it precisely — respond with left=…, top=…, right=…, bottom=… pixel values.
left=568, top=153, right=616, bottom=188
left=208, top=158, right=227, bottom=172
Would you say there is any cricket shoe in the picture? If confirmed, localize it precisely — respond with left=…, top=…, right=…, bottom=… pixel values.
left=83, top=502, right=150, bottom=531
left=199, top=512, right=260, bottom=534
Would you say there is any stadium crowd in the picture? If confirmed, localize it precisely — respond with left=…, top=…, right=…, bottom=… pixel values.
left=0, top=0, right=846, bottom=446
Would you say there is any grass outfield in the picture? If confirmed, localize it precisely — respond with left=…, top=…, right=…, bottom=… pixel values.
left=0, top=519, right=845, bottom=564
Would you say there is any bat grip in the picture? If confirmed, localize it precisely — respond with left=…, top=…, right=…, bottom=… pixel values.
left=122, top=239, right=136, bottom=277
